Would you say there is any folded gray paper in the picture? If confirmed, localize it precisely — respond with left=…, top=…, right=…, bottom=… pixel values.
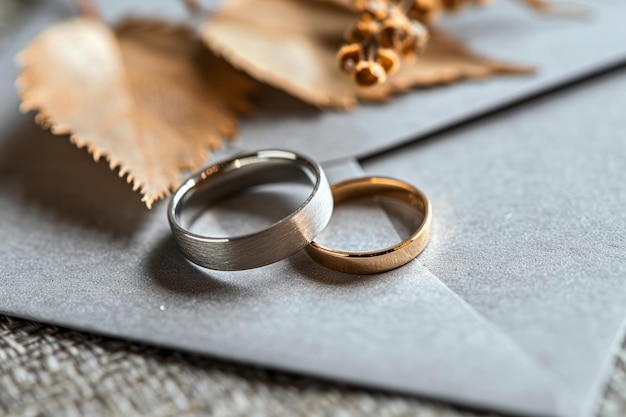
left=363, top=66, right=626, bottom=416
left=1, top=1, right=626, bottom=417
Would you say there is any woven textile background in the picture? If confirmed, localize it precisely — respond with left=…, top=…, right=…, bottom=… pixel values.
left=0, top=315, right=624, bottom=417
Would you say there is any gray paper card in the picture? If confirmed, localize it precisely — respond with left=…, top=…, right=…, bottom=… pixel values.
left=0, top=145, right=557, bottom=417
left=363, top=67, right=626, bottom=417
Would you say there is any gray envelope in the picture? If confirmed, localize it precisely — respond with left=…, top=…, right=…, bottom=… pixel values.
left=1, top=1, right=626, bottom=417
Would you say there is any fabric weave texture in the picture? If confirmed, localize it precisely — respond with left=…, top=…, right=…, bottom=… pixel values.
left=0, top=315, right=624, bottom=417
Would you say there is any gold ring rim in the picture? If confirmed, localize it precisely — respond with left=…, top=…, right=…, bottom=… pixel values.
left=306, top=176, right=432, bottom=275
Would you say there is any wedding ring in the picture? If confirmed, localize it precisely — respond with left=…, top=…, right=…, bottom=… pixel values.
left=168, top=150, right=333, bottom=271
left=306, top=177, right=431, bottom=274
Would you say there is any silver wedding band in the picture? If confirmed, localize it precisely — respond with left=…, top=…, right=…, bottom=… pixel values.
left=168, top=150, right=333, bottom=271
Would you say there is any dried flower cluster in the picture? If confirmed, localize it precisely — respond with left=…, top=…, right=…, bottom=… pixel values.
left=338, top=1, right=429, bottom=86
left=338, top=0, right=496, bottom=86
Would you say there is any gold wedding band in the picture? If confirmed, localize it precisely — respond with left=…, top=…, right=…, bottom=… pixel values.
left=306, top=177, right=432, bottom=275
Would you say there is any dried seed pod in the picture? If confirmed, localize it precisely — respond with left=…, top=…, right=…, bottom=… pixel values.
left=345, top=19, right=381, bottom=43
left=377, top=48, right=399, bottom=75
left=361, top=0, right=392, bottom=20
left=405, top=20, right=429, bottom=55
left=337, top=43, right=362, bottom=74
left=413, top=0, right=439, bottom=8
left=441, top=0, right=464, bottom=11
left=340, top=0, right=434, bottom=86
left=408, top=0, right=440, bottom=24
left=354, top=60, right=386, bottom=86
left=378, top=16, right=412, bottom=51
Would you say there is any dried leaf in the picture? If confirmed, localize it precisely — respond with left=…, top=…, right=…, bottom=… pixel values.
left=201, top=0, right=531, bottom=109
left=203, top=1, right=359, bottom=109
left=17, top=18, right=256, bottom=208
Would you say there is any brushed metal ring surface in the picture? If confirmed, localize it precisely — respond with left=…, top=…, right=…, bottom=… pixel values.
left=168, top=150, right=333, bottom=271
left=306, top=177, right=432, bottom=275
